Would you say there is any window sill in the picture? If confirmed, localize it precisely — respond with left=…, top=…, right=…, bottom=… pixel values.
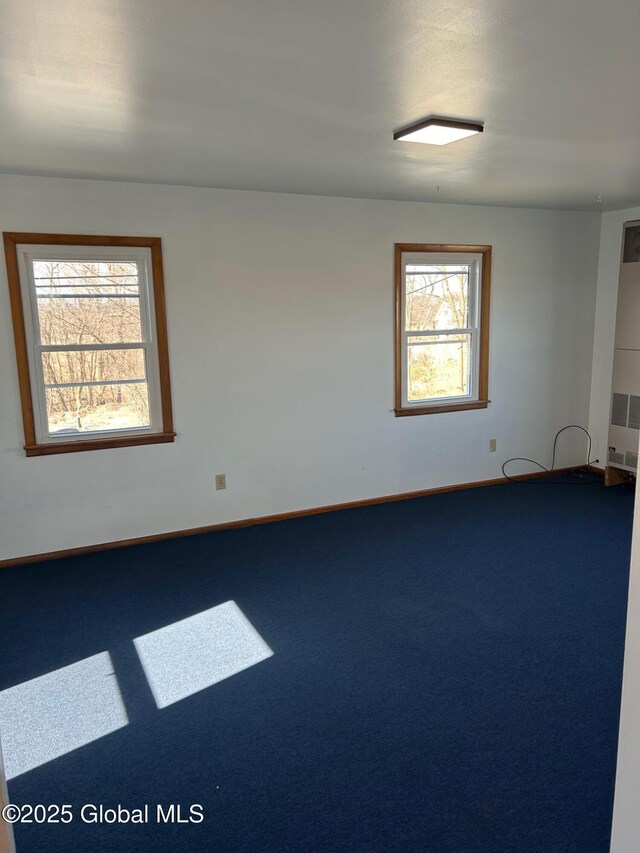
left=24, top=431, right=176, bottom=457
left=394, top=400, right=490, bottom=417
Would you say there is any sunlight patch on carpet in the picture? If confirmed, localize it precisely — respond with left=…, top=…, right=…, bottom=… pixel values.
left=133, top=601, right=273, bottom=709
left=0, top=652, right=128, bottom=780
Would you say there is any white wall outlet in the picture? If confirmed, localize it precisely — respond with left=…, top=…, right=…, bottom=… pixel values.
left=489, top=438, right=497, bottom=452
left=215, top=473, right=226, bottom=490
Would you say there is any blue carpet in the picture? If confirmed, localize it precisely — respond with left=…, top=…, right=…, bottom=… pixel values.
left=0, top=478, right=634, bottom=852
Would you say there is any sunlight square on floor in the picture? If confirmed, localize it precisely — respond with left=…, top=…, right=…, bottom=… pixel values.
left=133, top=601, right=274, bottom=709
left=0, top=652, right=128, bottom=780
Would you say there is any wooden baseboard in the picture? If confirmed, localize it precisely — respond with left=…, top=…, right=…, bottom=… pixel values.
left=605, top=465, right=636, bottom=487
left=0, top=466, right=597, bottom=569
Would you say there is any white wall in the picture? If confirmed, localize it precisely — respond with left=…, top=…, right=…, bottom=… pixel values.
left=599, top=204, right=640, bottom=853
left=610, top=470, right=640, bottom=853
left=0, top=174, right=601, bottom=561
left=0, top=736, right=15, bottom=853
left=588, top=205, right=640, bottom=463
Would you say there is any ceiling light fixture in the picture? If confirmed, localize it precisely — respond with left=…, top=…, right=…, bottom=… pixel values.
left=394, top=117, right=484, bottom=146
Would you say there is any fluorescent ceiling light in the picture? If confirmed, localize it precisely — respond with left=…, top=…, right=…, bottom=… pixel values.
left=394, top=118, right=484, bottom=146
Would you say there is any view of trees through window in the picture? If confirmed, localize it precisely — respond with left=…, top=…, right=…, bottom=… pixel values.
left=405, top=264, right=471, bottom=401
left=33, top=260, right=151, bottom=435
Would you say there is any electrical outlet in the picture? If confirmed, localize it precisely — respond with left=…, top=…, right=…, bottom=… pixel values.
left=489, top=438, right=497, bottom=452
left=215, top=473, right=226, bottom=490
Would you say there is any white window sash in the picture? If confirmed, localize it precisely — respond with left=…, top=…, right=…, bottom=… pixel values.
left=401, top=254, right=482, bottom=407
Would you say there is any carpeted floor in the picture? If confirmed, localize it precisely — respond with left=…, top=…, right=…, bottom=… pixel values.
left=0, top=477, right=634, bottom=852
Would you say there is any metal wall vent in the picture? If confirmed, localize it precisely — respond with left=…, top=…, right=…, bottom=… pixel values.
left=628, top=396, right=640, bottom=430
left=625, top=451, right=638, bottom=470
left=612, top=393, right=630, bottom=427
left=609, top=450, right=625, bottom=465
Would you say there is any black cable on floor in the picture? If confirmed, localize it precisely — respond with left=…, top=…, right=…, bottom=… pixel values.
left=501, top=425, right=602, bottom=484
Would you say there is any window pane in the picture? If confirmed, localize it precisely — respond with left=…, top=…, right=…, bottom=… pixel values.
left=407, top=334, right=471, bottom=402
left=42, top=349, right=146, bottom=387
left=33, top=260, right=142, bottom=345
left=45, top=382, right=150, bottom=435
left=405, top=265, right=469, bottom=331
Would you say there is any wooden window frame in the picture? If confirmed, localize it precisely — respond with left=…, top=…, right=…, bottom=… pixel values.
left=394, top=242, right=492, bottom=417
left=4, top=232, right=175, bottom=456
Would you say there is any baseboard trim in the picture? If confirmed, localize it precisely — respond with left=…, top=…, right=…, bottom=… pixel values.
left=0, top=466, right=595, bottom=569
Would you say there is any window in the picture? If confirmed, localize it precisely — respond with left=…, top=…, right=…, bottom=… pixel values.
left=394, top=243, right=491, bottom=416
left=4, top=233, right=175, bottom=455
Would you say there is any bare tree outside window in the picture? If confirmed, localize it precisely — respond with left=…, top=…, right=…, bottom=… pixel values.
left=405, top=265, right=470, bottom=401
left=34, top=260, right=150, bottom=434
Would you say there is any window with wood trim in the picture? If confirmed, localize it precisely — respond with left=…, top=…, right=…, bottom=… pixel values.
left=4, top=233, right=175, bottom=456
left=395, top=243, right=491, bottom=416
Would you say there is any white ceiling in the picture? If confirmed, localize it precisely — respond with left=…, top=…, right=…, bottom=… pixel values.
left=1, top=0, right=639, bottom=211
